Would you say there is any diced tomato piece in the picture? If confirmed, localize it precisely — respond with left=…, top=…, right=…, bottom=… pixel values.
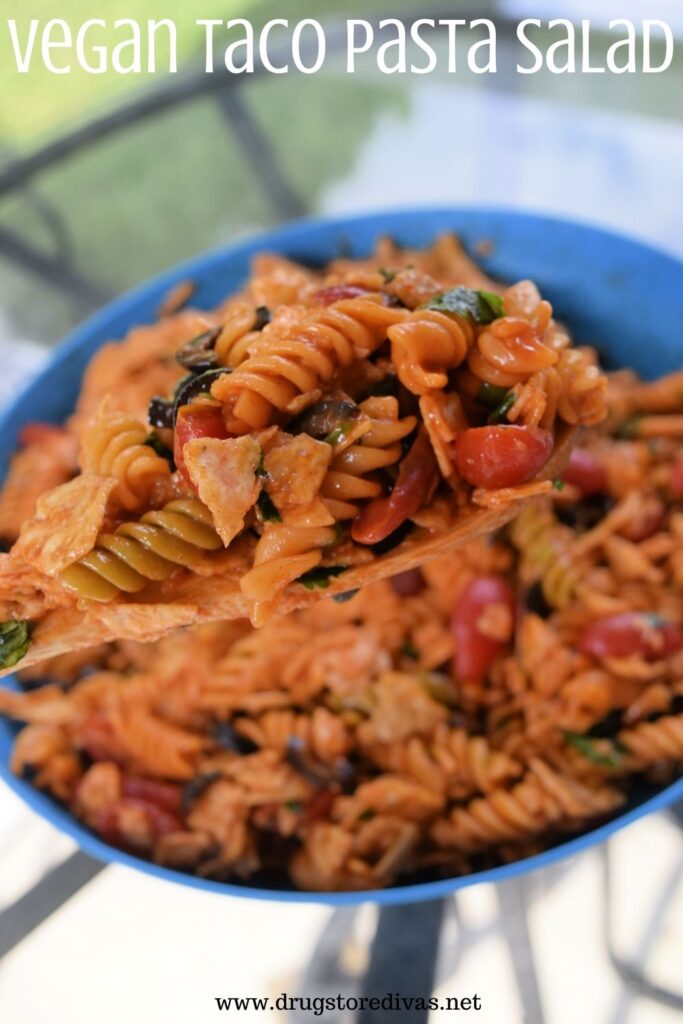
left=453, top=425, right=554, bottom=490
left=94, top=798, right=183, bottom=849
left=174, top=403, right=228, bottom=489
left=124, top=798, right=184, bottom=837
left=562, top=448, right=607, bottom=496
left=451, top=575, right=516, bottom=685
left=19, top=423, right=67, bottom=447
left=303, top=788, right=337, bottom=823
left=122, top=776, right=182, bottom=816
left=391, top=568, right=425, bottom=597
left=352, top=428, right=437, bottom=545
left=314, top=286, right=369, bottom=306
left=579, top=612, right=683, bottom=661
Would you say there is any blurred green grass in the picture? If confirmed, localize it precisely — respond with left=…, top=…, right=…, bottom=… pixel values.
left=0, top=0, right=436, bottom=145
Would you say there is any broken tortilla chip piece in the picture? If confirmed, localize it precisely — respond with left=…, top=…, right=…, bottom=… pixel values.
left=183, top=436, right=262, bottom=546
left=263, top=433, right=332, bottom=516
left=13, top=476, right=117, bottom=576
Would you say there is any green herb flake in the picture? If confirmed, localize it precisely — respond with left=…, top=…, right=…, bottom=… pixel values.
left=477, top=382, right=509, bottom=410
left=358, top=808, right=376, bottom=822
left=286, top=800, right=303, bottom=813
left=400, top=640, right=419, bottom=660
left=255, top=451, right=267, bottom=479
left=552, top=478, right=566, bottom=492
left=379, top=267, right=396, bottom=284
left=143, top=433, right=175, bottom=471
left=324, top=421, right=353, bottom=446
left=488, top=391, right=516, bottom=425
left=0, top=621, right=31, bottom=669
left=298, top=566, right=347, bottom=591
left=562, top=731, right=624, bottom=769
left=256, top=491, right=282, bottom=524
left=616, top=415, right=643, bottom=440
left=424, top=287, right=505, bottom=325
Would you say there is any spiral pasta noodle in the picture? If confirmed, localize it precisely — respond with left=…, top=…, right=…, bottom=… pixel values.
left=387, top=309, right=474, bottom=395
left=211, top=295, right=408, bottom=431
left=432, top=758, right=623, bottom=853
left=554, top=348, right=608, bottom=427
left=239, top=522, right=339, bottom=623
left=80, top=410, right=170, bottom=511
left=510, top=503, right=583, bottom=608
left=618, top=714, right=683, bottom=767
left=214, top=300, right=266, bottom=368
left=368, top=728, right=523, bottom=800
left=321, top=397, right=417, bottom=520
left=60, top=498, right=222, bottom=602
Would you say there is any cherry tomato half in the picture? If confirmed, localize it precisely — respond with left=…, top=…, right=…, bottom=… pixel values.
left=174, top=403, right=228, bottom=489
left=579, top=612, right=683, bottom=661
left=453, top=425, right=554, bottom=490
left=94, top=798, right=183, bottom=850
left=122, top=776, right=182, bottom=816
left=315, top=285, right=369, bottom=306
left=562, top=447, right=607, bottom=496
left=351, top=428, right=438, bottom=545
left=451, top=575, right=516, bottom=685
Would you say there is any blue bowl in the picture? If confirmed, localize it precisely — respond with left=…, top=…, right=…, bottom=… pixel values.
left=1, top=208, right=682, bottom=905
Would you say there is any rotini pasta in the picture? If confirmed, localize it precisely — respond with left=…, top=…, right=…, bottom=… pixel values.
left=2, top=366, right=683, bottom=890
left=0, top=235, right=612, bottom=663
left=60, top=498, right=222, bottom=601
left=212, top=295, right=408, bottom=430
left=80, top=408, right=171, bottom=510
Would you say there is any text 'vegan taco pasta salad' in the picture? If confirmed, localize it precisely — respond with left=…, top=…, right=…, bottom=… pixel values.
left=1, top=364, right=682, bottom=891
left=0, top=236, right=605, bottom=670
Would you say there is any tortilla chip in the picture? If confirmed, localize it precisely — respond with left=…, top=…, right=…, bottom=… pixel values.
left=264, top=434, right=332, bottom=515
left=183, top=436, right=262, bottom=546
left=13, top=476, right=117, bottom=576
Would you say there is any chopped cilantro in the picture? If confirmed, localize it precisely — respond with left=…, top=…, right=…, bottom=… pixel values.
left=563, top=731, right=626, bottom=769
left=298, top=566, right=347, bottom=590
left=324, top=421, right=353, bottom=446
left=358, top=808, right=376, bottom=822
left=0, top=621, right=31, bottom=669
left=400, top=640, right=419, bottom=660
left=488, top=390, right=516, bottom=425
left=379, top=268, right=396, bottom=284
left=477, top=382, right=509, bottom=410
left=616, top=415, right=643, bottom=439
left=424, top=287, right=505, bottom=325
left=286, top=800, right=303, bottom=813
left=552, top=478, right=566, bottom=491
left=256, top=490, right=282, bottom=523
left=255, top=451, right=267, bottom=479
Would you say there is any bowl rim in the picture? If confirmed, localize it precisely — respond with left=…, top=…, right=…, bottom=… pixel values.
left=2, top=204, right=683, bottom=906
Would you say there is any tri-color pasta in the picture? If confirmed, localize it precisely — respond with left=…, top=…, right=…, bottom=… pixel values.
left=1, top=369, right=682, bottom=891
left=0, top=236, right=608, bottom=650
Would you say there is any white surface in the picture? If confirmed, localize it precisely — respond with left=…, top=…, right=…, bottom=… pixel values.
left=323, top=84, right=683, bottom=260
